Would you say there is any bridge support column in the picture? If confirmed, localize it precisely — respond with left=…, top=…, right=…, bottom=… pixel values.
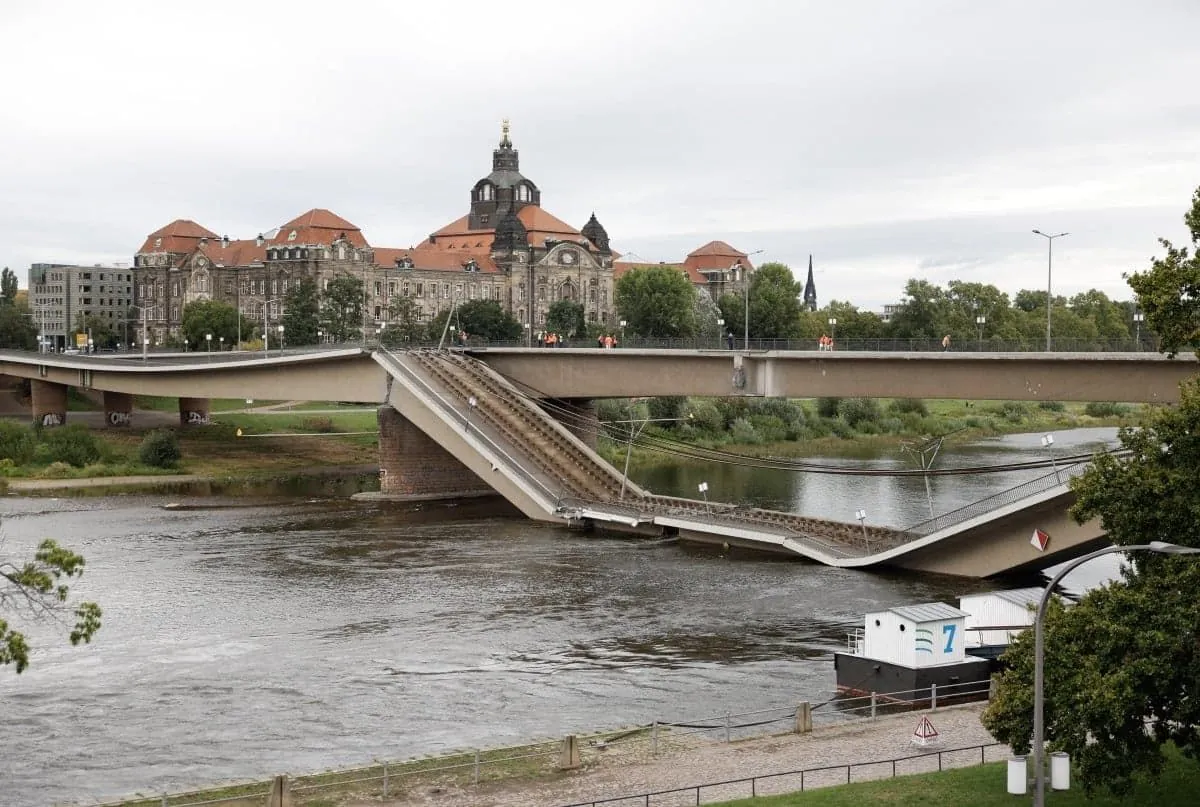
left=103, top=391, right=134, bottom=428
left=377, top=406, right=492, bottom=500
left=547, top=398, right=598, bottom=449
left=31, top=380, right=68, bottom=428
left=179, top=397, right=211, bottom=427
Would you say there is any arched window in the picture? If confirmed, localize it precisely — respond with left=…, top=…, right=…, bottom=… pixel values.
left=560, top=280, right=577, bottom=302
left=478, top=183, right=494, bottom=201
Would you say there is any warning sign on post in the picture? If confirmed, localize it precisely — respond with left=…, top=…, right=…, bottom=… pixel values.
left=912, top=715, right=940, bottom=746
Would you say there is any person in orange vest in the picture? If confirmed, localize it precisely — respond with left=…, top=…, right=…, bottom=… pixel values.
left=942, top=334, right=951, bottom=351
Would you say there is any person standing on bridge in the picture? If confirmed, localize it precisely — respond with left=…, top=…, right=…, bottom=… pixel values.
left=942, top=334, right=951, bottom=351
left=726, top=331, right=734, bottom=350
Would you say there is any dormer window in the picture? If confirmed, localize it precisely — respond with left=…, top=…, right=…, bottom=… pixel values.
left=287, top=230, right=298, bottom=242
left=395, top=257, right=414, bottom=270
left=516, top=184, right=531, bottom=202
left=154, top=237, right=162, bottom=248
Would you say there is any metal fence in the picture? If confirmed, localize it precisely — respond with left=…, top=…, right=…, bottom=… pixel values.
left=557, top=742, right=1007, bottom=807
left=92, top=680, right=993, bottom=807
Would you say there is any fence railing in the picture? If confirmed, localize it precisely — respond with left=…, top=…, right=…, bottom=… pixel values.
left=91, top=679, right=994, bottom=807
left=557, top=742, right=1007, bottom=807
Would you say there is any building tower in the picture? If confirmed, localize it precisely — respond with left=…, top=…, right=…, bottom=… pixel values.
left=468, top=119, right=542, bottom=230
left=802, top=254, right=818, bottom=312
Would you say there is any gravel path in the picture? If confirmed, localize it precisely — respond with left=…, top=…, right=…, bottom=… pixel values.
left=359, top=703, right=1006, bottom=807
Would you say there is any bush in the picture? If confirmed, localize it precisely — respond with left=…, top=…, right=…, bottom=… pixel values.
left=816, top=397, right=842, bottom=418
left=0, top=421, right=36, bottom=464
left=1084, top=401, right=1128, bottom=417
left=1037, top=400, right=1066, bottom=412
left=888, top=398, right=929, bottom=416
left=647, top=396, right=686, bottom=422
left=837, top=398, right=881, bottom=429
left=714, top=397, right=750, bottom=429
left=139, top=429, right=182, bottom=468
left=730, top=417, right=760, bottom=444
left=827, top=418, right=856, bottom=438
left=682, top=399, right=723, bottom=434
left=40, top=424, right=100, bottom=467
left=749, top=398, right=804, bottom=423
left=879, top=416, right=905, bottom=434
left=748, top=414, right=788, bottom=443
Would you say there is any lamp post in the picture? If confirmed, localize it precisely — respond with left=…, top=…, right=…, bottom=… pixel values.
left=738, top=249, right=765, bottom=352
left=828, top=317, right=837, bottom=349
left=855, top=508, right=869, bottom=550
left=1032, top=541, right=1200, bottom=807
left=1032, top=230, right=1069, bottom=351
left=1133, top=312, right=1144, bottom=351
left=219, top=336, right=224, bottom=352
left=716, top=317, right=724, bottom=350
left=1040, top=433, right=1059, bottom=483
left=277, top=324, right=285, bottom=354
left=976, top=315, right=986, bottom=351
left=262, top=297, right=282, bottom=355
left=619, top=319, right=626, bottom=346
left=205, top=333, right=212, bottom=361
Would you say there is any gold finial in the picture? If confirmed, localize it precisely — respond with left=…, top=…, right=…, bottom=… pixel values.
left=500, top=118, right=511, bottom=146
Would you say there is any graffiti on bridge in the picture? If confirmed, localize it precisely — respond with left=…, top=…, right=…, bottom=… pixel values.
left=107, top=411, right=132, bottom=426
left=39, top=412, right=63, bottom=427
left=184, top=410, right=209, bottom=426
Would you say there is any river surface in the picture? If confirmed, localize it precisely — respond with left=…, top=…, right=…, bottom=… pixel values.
left=1, top=429, right=1118, bottom=805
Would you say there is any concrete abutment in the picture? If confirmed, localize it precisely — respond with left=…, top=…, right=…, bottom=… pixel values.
left=179, top=397, right=211, bottom=427
left=31, top=379, right=67, bottom=427
left=103, top=391, right=134, bottom=427
left=376, top=406, right=494, bottom=500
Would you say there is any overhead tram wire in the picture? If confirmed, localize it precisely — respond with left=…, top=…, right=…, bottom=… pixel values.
left=470, top=359, right=1120, bottom=478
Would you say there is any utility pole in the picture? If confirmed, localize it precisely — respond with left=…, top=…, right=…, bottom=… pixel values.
left=1032, top=230, right=1069, bottom=351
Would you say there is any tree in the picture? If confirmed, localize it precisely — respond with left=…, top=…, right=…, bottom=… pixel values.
left=982, top=375, right=1200, bottom=795
left=321, top=275, right=365, bottom=343
left=381, top=296, right=425, bottom=347
left=426, top=299, right=521, bottom=343
left=281, top=278, right=320, bottom=346
left=180, top=300, right=245, bottom=351
left=73, top=314, right=117, bottom=350
left=1, top=538, right=102, bottom=673
left=1126, top=185, right=1200, bottom=356
left=546, top=300, right=585, bottom=338
left=888, top=279, right=946, bottom=339
left=0, top=304, right=38, bottom=350
left=614, top=265, right=698, bottom=338
left=0, top=268, right=17, bottom=305
left=717, top=262, right=802, bottom=340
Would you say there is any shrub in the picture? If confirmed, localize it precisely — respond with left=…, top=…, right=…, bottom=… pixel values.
left=139, top=429, right=182, bottom=468
left=730, top=417, right=760, bottom=444
left=888, top=398, right=929, bottom=416
left=35, top=461, right=75, bottom=478
left=837, top=398, right=881, bottom=429
left=682, top=399, right=723, bottom=434
left=39, top=424, right=100, bottom=467
left=647, top=396, right=686, bottom=422
left=749, top=398, right=803, bottom=423
left=0, top=421, right=36, bottom=464
left=715, top=397, right=750, bottom=428
left=816, top=397, right=842, bottom=418
left=1037, top=400, right=1066, bottom=412
left=827, top=418, right=856, bottom=439
left=1084, top=401, right=1128, bottom=417
left=748, top=414, right=788, bottom=443
left=879, top=416, right=905, bottom=434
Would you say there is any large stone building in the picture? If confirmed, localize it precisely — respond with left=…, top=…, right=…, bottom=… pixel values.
left=613, top=240, right=757, bottom=303
left=130, top=123, right=618, bottom=344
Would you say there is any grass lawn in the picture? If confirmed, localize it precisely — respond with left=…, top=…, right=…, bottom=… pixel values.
left=714, top=747, right=1198, bottom=806
left=134, top=396, right=283, bottom=412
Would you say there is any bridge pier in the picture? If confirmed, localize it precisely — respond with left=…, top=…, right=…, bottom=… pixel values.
left=377, top=406, right=493, bottom=500
left=31, top=379, right=67, bottom=428
left=103, top=391, right=134, bottom=428
left=179, top=397, right=210, bottom=427
left=546, top=398, right=598, bottom=449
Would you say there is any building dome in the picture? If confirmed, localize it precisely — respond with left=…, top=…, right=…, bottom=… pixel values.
left=581, top=212, right=610, bottom=254
left=491, top=209, right=529, bottom=251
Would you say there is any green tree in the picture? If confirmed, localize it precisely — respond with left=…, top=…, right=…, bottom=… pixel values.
left=0, top=304, right=38, bottom=350
left=72, top=314, right=117, bottom=350
left=321, top=275, right=365, bottom=343
left=180, top=299, right=244, bottom=351
left=546, top=300, right=585, bottom=338
left=982, top=375, right=1200, bottom=795
left=281, top=278, right=320, bottom=346
left=1, top=538, right=102, bottom=673
left=381, top=296, right=425, bottom=347
left=426, top=299, right=521, bottom=343
left=1126, top=186, right=1200, bottom=356
left=0, top=268, right=17, bottom=305
left=717, top=262, right=802, bottom=340
left=1070, top=289, right=1131, bottom=342
left=614, top=265, right=698, bottom=338
left=888, top=279, right=946, bottom=339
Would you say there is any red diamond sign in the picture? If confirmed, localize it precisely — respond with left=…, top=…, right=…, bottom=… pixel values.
left=1030, top=528, right=1050, bottom=552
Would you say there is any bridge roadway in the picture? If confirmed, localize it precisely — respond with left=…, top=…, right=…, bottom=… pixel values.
left=0, top=347, right=1117, bottom=576
left=0, top=346, right=1194, bottom=403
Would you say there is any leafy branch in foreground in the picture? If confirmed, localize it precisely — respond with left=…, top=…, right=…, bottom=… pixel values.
left=1, top=538, right=102, bottom=673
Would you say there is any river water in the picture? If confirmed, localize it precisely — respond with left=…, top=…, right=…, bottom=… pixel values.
left=1, top=429, right=1118, bottom=806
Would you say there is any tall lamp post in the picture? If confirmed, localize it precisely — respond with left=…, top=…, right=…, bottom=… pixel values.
left=976, top=315, right=986, bottom=351
left=1133, top=312, right=1144, bottom=351
left=1032, top=230, right=1069, bottom=351
left=1032, top=541, right=1200, bottom=807
left=716, top=317, right=724, bottom=350
left=828, top=317, right=837, bottom=349
left=738, top=249, right=765, bottom=351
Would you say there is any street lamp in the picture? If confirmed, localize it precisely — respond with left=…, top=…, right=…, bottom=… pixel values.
left=205, top=333, right=212, bottom=360
left=1032, top=541, right=1200, bottom=807
left=277, top=324, right=285, bottom=354
left=219, top=336, right=224, bottom=352
left=1032, top=230, right=1069, bottom=351
left=716, top=317, right=725, bottom=350
left=976, top=315, right=986, bottom=351
left=1133, top=312, right=1144, bottom=351
left=1040, top=433, right=1059, bottom=483
left=738, top=249, right=765, bottom=351
left=828, top=317, right=837, bottom=349
left=619, top=319, right=626, bottom=345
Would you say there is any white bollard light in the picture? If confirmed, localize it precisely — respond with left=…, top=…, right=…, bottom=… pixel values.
left=1007, top=756, right=1027, bottom=794
left=1051, top=751, right=1071, bottom=790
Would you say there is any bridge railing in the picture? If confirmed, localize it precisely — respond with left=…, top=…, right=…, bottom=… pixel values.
left=466, top=336, right=1163, bottom=353
left=901, top=461, right=1091, bottom=538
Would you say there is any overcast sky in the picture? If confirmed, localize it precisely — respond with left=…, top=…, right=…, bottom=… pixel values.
left=3, top=0, right=1198, bottom=309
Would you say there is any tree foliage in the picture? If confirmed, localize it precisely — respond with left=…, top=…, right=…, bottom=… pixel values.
left=425, top=299, right=522, bottom=343
left=180, top=299, right=246, bottom=350
left=1127, top=185, right=1200, bottom=356
left=982, top=374, right=1200, bottom=795
left=1, top=538, right=102, bottom=673
left=281, top=278, right=320, bottom=346
left=0, top=303, right=38, bottom=350
left=321, top=275, right=365, bottom=343
left=614, top=265, right=698, bottom=338
left=381, top=296, right=425, bottom=347
left=546, top=300, right=585, bottom=338
left=0, top=268, right=17, bottom=305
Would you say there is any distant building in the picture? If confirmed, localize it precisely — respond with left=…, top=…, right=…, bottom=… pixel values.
left=29, top=263, right=135, bottom=351
left=880, top=303, right=902, bottom=323
left=612, top=240, right=756, bottom=302
left=801, top=255, right=817, bottom=312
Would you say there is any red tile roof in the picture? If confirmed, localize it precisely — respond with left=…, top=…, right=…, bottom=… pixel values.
left=138, top=219, right=219, bottom=253
left=612, top=261, right=688, bottom=281
left=269, top=208, right=369, bottom=247
left=687, top=240, right=748, bottom=259
left=374, top=246, right=499, bottom=274
left=423, top=206, right=591, bottom=251
left=197, top=239, right=267, bottom=267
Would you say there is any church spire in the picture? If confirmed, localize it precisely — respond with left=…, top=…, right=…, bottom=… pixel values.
left=802, top=254, right=818, bottom=311
left=493, top=118, right=519, bottom=172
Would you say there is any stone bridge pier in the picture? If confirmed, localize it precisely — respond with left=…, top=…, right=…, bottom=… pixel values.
left=31, top=379, right=67, bottom=428
left=179, top=397, right=211, bottom=427
left=377, top=406, right=493, bottom=500
left=104, top=391, right=133, bottom=427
